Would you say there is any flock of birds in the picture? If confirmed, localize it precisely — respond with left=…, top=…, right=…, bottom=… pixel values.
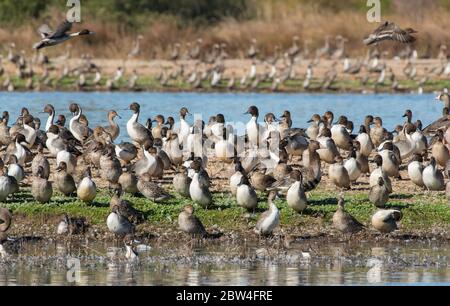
left=0, top=20, right=445, bottom=93
left=0, top=91, right=449, bottom=258
left=0, top=20, right=449, bottom=259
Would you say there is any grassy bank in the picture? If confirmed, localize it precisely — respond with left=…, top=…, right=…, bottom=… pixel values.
left=3, top=187, right=450, bottom=237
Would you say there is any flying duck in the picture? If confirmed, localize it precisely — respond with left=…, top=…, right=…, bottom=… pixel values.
left=364, top=21, right=417, bottom=46
left=33, top=20, right=94, bottom=50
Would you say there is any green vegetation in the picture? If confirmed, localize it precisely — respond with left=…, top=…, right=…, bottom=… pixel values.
left=3, top=188, right=449, bottom=234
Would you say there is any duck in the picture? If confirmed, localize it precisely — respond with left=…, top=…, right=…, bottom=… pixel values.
left=57, top=214, right=87, bottom=235
left=151, top=115, right=165, bottom=139
left=9, top=133, right=28, bottom=166
left=332, top=193, right=364, bottom=234
left=250, top=166, right=277, bottom=192
left=177, top=107, right=191, bottom=146
left=55, top=162, right=77, bottom=196
left=331, top=116, right=353, bottom=151
left=329, top=156, right=351, bottom=190
left=236, top=176, right=258, bottom=212
left=369, top=177, right=390, bottom=208
left=189, top=159, right=213, bottom=208
left=31, top=166, right=53, bottom=203
left=173, top=166, right=192, bottom=198
left=286, top=170, right=308, bottom=213
left=0, top=208, right=12, bottom=256
left=165, top=133, right=183, bottom=166
left=31, top=144, right=50, bottom=179
left=356, top=125, right=374, bottom=157
left=100, top=145, right=123, bottom=189
left=0, top=163, right=17, bottom=202
left=102, top=110, right=121, bottom=141
left=127, top=102, right=153, bottom=148
left=118, top=168, right=138, bottom=195
left=423, top=105, right=449, bottom=136
left=33, top=20, right=95, bottom=50
left=110, top=186, right=144, bottom=225
left=45, top=125, right=66, bottom=157
left=115, top=141, right=138, bottom=165
left=6, top=155, right=25, bottom=183
left=134, top=146, right=164, bottom=179
left=245, top=106, right=263, bottom=147
left=282, top=131, right=310, bottom=157
left=279, top=111, right=293, bottom=139
left=369, top=154, right=393, bottom=194
left=370, top=117, right=387, bottom=148
left=215, top=127, right=235, bottom=162
left=56, top=143, right=79, bottom=174
left=137, top=176, right=171, bottom=203
left=306, top=114, right=322, bottom=140
left=408, top=154, right=425, bottom=189
left=431, top=130, right=449, bottom=168
left=18, top=115, right=37, bottom=148
left=107, top=205, right=135, bottom=236
left=371, top=209, right=402, bottom=233
left=0, top=111, right=12, bottom=147
left=353, top=141, right=370, bottom=176
left=230, top=161, right=246, bottom=196
left=254, top=191, right=280, bottom=236
left=363, top=21, right=417, bottom=46
left=69, top=103, right=91, bottom=144
left=316, top=128, right=340, bottom=164
left=77, top=168, right=97, bottom=203
left=178, top=205, right=207, bottom=237
left=423, top=157, right=445, bottom=191
left=379, top=142, right=400, bottom=178
left=344, top=147, right=362, bottom=183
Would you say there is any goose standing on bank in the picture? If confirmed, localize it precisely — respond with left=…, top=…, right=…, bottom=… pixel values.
left=33, top=20, right=94, bottom=50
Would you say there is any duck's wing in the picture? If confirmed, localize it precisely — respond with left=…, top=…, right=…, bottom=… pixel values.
left=38, top=24, right=54, bottom=39
left=50, top=20, right=73, bottom=39
left=390, top=26, right=417, bottom=44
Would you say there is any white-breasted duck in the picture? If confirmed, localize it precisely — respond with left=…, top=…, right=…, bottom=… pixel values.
left=370, top=154, right=393, bottom=194
left=236, top=175, right=258, bottom=212
left=127, top=102, right=153, bottom=148
left=189, top=159, right=213, bottom=208
left=245, top=106, right=263, bottom=147
left=423, top=157, right=445, bottom=191
left=173, top=166, right=192, bottom=198
left=6, top=155, right=25, bottom=183
left=344, top=147, right=362, bottom=183
left=107, top=205, right=135, bottom=236
left=77, top=168, right=97, bottom=203
left=57, top=214, right=87, bottom=235
left=329, top=156, right=351, bottom=190
left=286, top=170, right=308, bottom=213
left=69, top=103, right=91, bottom=143
left=254, top=191, right=280, bottom=236
left=408, top=153, right=425, bottom=189
left=372, top=209, right=402, bottom=233
left=33, top=20, right=94, bottom=50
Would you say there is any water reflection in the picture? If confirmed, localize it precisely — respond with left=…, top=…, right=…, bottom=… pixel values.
left=0, top=240, right=449, bottom=285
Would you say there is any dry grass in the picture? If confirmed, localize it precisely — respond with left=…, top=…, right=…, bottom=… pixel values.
left=1, top=2, right=450, bottom=59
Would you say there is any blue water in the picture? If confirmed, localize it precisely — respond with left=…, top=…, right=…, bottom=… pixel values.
left=0, top=92, right=442, bottom=141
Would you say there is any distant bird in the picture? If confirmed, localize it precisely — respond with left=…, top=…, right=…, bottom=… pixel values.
left=364, top=21, right=417, bottom=46
left=33, top=20, right=95, bottom=50
left=128, top=35, right=144, bottom=58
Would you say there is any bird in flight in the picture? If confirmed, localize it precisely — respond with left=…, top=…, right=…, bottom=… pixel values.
left=363, top=21, right=417, bottom=46
left=33, top=20, right=95, bottom=50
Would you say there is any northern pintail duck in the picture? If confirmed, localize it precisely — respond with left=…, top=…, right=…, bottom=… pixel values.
left=69, top=103, right=91, bottom=143
left=408, top=154, right=425, bottom=189
left=431, top=130, right=449, bottom=168
left=344, top=147, right=362, bottom=183
left=31, top=166, right=53, bottom=203
left=177, top=107, right=191, bottom=146
left=369, top=177, right=390, bottom=208
left=353, top=141, right=370, bottom=176
left=332, top=193, right=364, bottom=234
left=107, top=204, right=135, bottom=236
left=372, top=209, right=402, bottom=233
left=370, top=154, right=393, bottom=194
left=331, top=116, right=353, bottom=151
left=110, top=186, right=144, bottom=225
left=173, top=166, right=192, bottom=198
left=134, top=146, right=164, bottom=179
left=370, top=117, right=387, bottom=148
left=124, top=235, right=139, bottom=261
left=236, top=176, right=258, bottom=212
left=6, top=155, right=25, bottom=183
left=9, top=133, right=28, bottom=166
left=118, top=168, right=139, bottom=195
left=18, top=115, right=37, bottom=148
left=356, top=125, right=374, bottom=157
left=379, top=142, right=400, bottom=178
left=57, top=214, right=87, bottom=235
left=215, top=127, right=235, bottom=162
left=102, top=110, right=121, bottom=141
left=31, top=144, right=50, bottom=180
left=254, top=191, right=280, bottom=236
left=250, top=166, right=277, bottom=192
left=286, top=170, right=308, bottom=213
left=33, top=20, right=94, bottom=50
left=115, top=141, right=138, bottom=165
left=151, top=115, right=165, bottom=139
left=55, top=162, right=77, bottom=196
left=0, top=163, right=18, bottom=202
left=329, top=156, right=351, bottom=190
left=189, top=160, right=213, bottom=208
left=364, top=21, right=417, bottom=46
left=316, top=128, right=340, bottom=164
left=0, top=208, right=12, bottom=256
left=423, top=157, right=445, bottom=191
left=165, top=133, right=183, bottom=166
left=42, top=104, right=56, bottom=132
left=100, top=145, right=123, bottom=189
left=230, top=161, right=246, bottom=196
left=77, top=168, right=97, bottom=203
left=127, top=102, right=153, bottom=147
left=0, top=111, right=12, bottom=147
left=306, top=114, right=322, bottom=140
left=245, top=106, right=263, bottom=147
left=178, top=205, right=207, bottom=237
left=137, top=176, right=171, bottom=203
left=279, top=111, right=293, bottom=139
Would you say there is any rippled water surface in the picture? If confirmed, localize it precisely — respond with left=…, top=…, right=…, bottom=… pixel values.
left=0, top=92, right=441, bottom=142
